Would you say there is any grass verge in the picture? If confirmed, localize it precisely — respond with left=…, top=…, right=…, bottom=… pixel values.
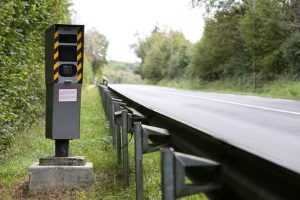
left=158, top=78, right=300, bottom=100
left=0, top=85, right=206, bottom=200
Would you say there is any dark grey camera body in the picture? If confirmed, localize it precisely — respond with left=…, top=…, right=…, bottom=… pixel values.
left=45, top=24, right=84, bottom=140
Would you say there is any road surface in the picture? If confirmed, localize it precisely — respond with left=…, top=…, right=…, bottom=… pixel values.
left=109, top=84, right=300, bottom=174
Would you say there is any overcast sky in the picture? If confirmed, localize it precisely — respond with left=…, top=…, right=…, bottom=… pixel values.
left=70, top=0, right=204, bottom=63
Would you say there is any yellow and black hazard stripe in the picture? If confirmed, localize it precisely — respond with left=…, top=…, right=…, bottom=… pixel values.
left=77, top=28, right=83, bottom=83
left=53, top=28, right=59, bottom=82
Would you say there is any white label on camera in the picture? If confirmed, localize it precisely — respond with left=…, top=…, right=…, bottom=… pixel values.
left=59, top=89, right=77, bottom=102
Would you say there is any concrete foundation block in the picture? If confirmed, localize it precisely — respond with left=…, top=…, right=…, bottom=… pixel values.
left=29, top=162, right=93, bottom=192
left=39, top=156, right=86, bottom=166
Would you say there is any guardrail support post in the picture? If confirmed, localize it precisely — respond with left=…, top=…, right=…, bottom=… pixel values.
left=161, top=148, right=221, bottom=199
left=122, top=109, right=129, bottom=186
left=114, top=109, right=124, bottom=165
left=111, top=99, right=122, bottom=148
left=105, top=90, right=110, bottom=119
left=109, top=96, right=114, bottom=134
left=111, top=100, right=116, bottom=147
left=161, top=148, right=175, bottom=200
left=134, top=122, right=143, bottom=200
left=117, top=116, right=122, bottom=164
left=133, top=124, right=169, bottom=199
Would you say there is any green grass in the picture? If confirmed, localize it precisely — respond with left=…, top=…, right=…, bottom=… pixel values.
left=158, top=78, right=300, bottom=100
left=0, top=84, right=206, bottom=199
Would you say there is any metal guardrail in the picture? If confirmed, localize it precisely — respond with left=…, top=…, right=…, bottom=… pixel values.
left=98, top=82, right=300, bottom=200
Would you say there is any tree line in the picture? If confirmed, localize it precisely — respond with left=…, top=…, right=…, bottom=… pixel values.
left=133, top=0, right=300, bottom=88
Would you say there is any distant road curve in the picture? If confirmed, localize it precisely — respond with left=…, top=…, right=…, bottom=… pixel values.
left=109, top=84, right=300, bottom=174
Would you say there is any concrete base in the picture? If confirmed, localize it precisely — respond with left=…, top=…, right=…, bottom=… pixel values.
left=39, top=156, right=86, bottom=166
left=29, top=162, right=93, bottom=192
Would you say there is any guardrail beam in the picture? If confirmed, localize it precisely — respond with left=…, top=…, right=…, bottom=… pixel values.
left=142, top=125, right=170, bottom=153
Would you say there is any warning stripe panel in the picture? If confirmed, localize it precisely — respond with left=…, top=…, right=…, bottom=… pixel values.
left=77, top=63, right=82, bottom=71
left=53, top=63, right=59, bottom=81
left=77, top=42, right=82, bottom=51
left=53, top=29, right=59, bottom=82
left=54, top=62, right=59, bottom=70
left=77, top=32, right=82, bottom=41
left=54, top=31, right=59, bottom=39
left=77, top=30, right=83, bottom=83
left=54, top=72, right=59, bottom=81
left=53, top=62, right=59, bottom=81
left=54, top=51, right=59, bottom=60
left=77, top=53, right=82, bottom=62
left=54, top=41, right=59, bottom=49
left=77, top=73, right=82, bottom=82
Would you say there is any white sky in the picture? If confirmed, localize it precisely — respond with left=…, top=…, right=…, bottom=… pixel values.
left=70, top=0, right=204, bottom=63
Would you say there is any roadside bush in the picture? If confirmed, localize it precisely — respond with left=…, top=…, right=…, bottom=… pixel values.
left=0, top=0, right=70, bottom=157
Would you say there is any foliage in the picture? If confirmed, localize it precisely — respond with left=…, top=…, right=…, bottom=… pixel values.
left=103, top=60, right=144, bottom=84
left=134, top=0, right=300, bottom=88
left=239, top=0, right=288, bottom=79
left=191, top=7, right=245, bottom=80
left=84, top=28, right=109, bottom=77
left=280, top=31, right=300, bottom=79
left=133, top=27, right=192, bottom=82
left=108, top=60, right=140, bottom=74
left=191, top=0, right=241, bottom=14
left=191, top=0, right=300, bottom=83
left=82, top=58, right=94, bottom=85
left=0, top=0, right=70, bottom=154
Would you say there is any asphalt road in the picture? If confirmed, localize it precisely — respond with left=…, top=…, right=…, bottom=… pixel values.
left=109, top=84, right=300, bottom=174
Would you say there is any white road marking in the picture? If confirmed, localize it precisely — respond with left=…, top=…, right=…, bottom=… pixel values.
left=167, top=92, right=300, bottom=116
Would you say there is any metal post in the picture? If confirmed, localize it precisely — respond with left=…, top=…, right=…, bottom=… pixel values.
left=103, top=90, right=107, bottom=116
left=117, top=123, right=122, bottom=164
left=161, top=148, right=175, bottom=200
left=55, top=140, right=69, bottom=157
left=106, top=92, right=110, bottom=119
left=122, top=110, right=129, bottom=186
left=114, top=105, right=123, bottom=165
left=110, top=97, right=115, bottom=134
left=108, top=96, right=112, bottom=127
left=103, top=89, right=107, bottom=115
left=112, top=101, right=117, bottom=147
left=134, top=122, right=143, bottom=200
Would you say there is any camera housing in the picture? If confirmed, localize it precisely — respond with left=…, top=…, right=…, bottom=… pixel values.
left=45, top=24, right=84, bottom=140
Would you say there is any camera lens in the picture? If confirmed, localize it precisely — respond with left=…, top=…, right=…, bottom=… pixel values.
left=59, top=64, right=77, bottom=77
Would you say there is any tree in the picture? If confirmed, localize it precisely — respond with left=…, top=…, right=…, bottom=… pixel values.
left=281, top=31, right=300, bottom=79
left=191, top=0, right=242, bottom=14
left=191, top=6, right=245, bottom=80
left=239, top=0, right=288, bottom=81
left=133, top=27, right=192, bottom=82
left=167, top=31, right=192, bottom=78
left=190, top=0, right=295, bottom=85
left=85, top=28, right=109, bottom=75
